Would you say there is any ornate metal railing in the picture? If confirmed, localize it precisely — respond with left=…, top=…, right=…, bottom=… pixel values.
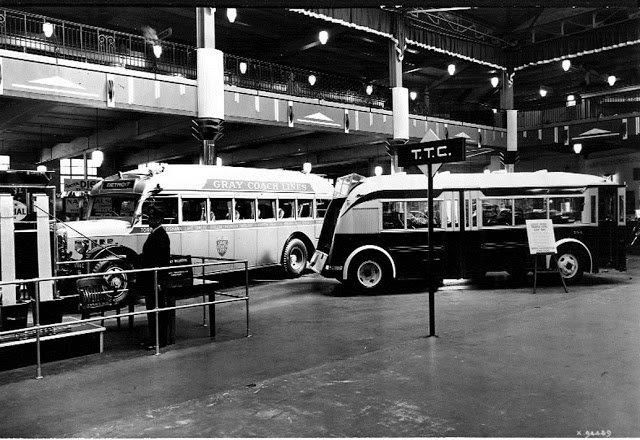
left=519, top=89, right=640, bottom=128
left=0, top=8, right=196, bottom=78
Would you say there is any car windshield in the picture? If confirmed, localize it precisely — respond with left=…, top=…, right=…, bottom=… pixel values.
left=88, top=195, right=139, bottom=220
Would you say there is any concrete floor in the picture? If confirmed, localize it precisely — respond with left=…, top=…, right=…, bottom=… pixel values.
left=0, top=259, right=639, bottom=437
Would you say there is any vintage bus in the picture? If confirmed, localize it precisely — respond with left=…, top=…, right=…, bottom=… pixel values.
left=57, top=164, right=333, bottom=296
left=310, top=170, right=627, bottom=291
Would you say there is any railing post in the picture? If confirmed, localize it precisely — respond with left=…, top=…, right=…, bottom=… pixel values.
left=34, top=281, right=43, bottom=380
left=153, top=269, right=160, bottom=356
left=245, top=261, right=250, bottom=337
left=201, top=257, right=207, bottom=327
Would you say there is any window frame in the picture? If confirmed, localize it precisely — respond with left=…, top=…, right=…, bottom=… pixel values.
left=180, top=196, right=209, bottom=224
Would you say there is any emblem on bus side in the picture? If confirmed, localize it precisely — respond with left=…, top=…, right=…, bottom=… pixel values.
left=216, top=238, right=228, bottom=256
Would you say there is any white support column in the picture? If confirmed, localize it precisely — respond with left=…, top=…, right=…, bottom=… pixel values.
left=506, top=109, right=518, bottom=173
left=0, top=194, right=16, bottom=305
left=34, top=194, right=54, bottom=301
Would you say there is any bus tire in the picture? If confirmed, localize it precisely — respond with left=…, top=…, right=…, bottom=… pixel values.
left=283, top=238, right=308, bottom=277
left=556, top=245, right=585, bottom=284
left=347, top=251, right=391, bottom=293
left=92, top=258, right=133, bottom=304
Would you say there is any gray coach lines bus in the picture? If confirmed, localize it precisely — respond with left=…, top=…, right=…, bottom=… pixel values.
left=57, top=164, right=333, bottom=294
left=310, top=170, right=627, bottom=291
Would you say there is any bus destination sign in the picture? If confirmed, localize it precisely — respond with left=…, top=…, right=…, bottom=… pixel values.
left=396, top=138, right=466, bottom=167
left=203, top=179, right=313, bottom=193
left=103, top=180, right=136, bottom=190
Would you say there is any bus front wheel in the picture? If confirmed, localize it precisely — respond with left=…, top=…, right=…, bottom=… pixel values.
left=92, top=258, right=133, bottom=304
left=556, top=246, right=585, bottom=284
left=347, top=252, right=391, bottom=292
left=283, top=238, right=308, bottom=277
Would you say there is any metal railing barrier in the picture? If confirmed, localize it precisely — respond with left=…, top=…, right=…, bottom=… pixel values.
left=0, top=257, right=250, bottom=379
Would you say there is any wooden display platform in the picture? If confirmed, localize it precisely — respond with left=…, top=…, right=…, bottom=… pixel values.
left=0, top=318, right=105, bottom=371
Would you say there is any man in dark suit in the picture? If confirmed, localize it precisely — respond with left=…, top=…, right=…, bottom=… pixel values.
left=140, top=207, right=171, bottom=348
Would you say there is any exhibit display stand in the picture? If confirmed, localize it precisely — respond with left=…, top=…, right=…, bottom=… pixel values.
left=526, top=219, right=568, bottom=294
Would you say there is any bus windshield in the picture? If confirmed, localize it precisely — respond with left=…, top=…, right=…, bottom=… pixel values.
left=88, top=195, right=139, bottom=220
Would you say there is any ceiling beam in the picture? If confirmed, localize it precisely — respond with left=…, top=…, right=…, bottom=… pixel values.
left=40, top=115, right=190, bottom=162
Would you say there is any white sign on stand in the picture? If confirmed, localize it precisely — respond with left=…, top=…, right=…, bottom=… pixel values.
left=525, top=219, right=557, bottom=254
left=525, top=219, right=567, bottom=294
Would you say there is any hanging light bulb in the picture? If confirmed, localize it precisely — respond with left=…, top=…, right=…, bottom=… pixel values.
left=152, top=44, right=162, bottom=59
left=490, top=76, right=499, bottom=88
left=409, top=91, right=418, bottom=101
left=607, top=75, right=616, bottom=86
left=226, top=8, right=237, bottom=23
left=573, top=143, right=583, bottom=154
left=374, top=165, right=383, bottom=176
left=36, top=165, right=47, bottom=173
left=492, top=108, right=497, bottom=114
left=308, top=75, right=316, bottom=86
left=562, top=59, right=571, bottom=71
left=447, top=63, right=456, bottom=75
left=42, top=22, right=54, bottom=38
left=302, top=162, right=312, bottom=173
left=91, top=150, right=104, bottom=167
left=539, top=87, right=548, bottom=97
left=365, top=84, right=373, bottom=95
left=239, top=61, right=247, bottom=74
left=318, top=30, right=329, bottom=45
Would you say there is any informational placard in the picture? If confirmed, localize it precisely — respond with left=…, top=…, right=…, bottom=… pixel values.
left=525, top=219, right=557, bottom=254
left=65, top=197, right=82, bottom=215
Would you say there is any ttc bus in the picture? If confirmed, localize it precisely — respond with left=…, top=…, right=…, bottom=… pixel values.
left=310, top=170, right=627, bottom=291
left=57, top=164, right=333, bottom=298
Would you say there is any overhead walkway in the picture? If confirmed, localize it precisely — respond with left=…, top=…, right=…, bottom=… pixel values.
left=0, top=8, right=507, bottom=171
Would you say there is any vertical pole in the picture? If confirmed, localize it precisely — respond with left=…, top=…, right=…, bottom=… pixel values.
left=245, top=261, right=250, bottom=337
left=427, top=163, right=436, bottom=337
left=0, top=194, right=17, bottom=305
left=202, top=258, right=207, bottom=327
left=153, top=270, right=160, bottom=355
left=35, top=282, right=43, bottom=379
left=533, top=256, right=538, bottom=294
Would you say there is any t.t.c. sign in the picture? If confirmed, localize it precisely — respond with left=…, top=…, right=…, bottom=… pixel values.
left=396, top=138, right=466, bottom=167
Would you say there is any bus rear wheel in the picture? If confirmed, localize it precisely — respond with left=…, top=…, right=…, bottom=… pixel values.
left=347, top=252, right=391, bottom=293
left=556, top=246, right=585, bottom=284
left=283, top=238, right=308, bottom=277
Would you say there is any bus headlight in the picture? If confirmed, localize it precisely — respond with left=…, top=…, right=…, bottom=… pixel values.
left=74, top=239, right=89, bottom=255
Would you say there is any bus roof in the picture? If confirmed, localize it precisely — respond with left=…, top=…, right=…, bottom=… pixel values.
left=348, top=170, right=621, bottom=199
left=92, top=164, right=334, bottom=196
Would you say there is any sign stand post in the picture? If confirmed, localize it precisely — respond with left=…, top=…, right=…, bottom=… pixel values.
left=426, top=162, right=436, bottom=337
left=525, top=219, right=568, bottom=294
left=396, top=137, right=467, bottom=338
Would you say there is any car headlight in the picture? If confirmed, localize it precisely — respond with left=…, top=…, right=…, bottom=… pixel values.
left=74, top=240, right=89, bottom=255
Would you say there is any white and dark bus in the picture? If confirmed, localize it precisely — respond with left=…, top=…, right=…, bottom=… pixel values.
left=310, top=170, right=627, bottom=291
left=57, top=164, right=333, bottom=293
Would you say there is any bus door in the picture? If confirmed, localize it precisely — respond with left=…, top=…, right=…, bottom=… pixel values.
left=598, top=186, right=619, bottom=266
left=460, top=190, right=482, bottom=277
left=440, top=191, right=463, bottom=277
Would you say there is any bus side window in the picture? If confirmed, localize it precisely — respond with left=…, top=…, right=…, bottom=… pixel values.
left=297, top=200, right=312, bottom=218
left=278, top=199, right=295, bottom=219
left=141, top=197, right=179, bottom=225
left=258, top=199, right=276, bottom=220
left=316, top=199, right=330, bottom=218
left=211, top=198, right=232, bottom=221
left=182, top=198, right=208, bottom=222
left=235, top=199, right=255, bottom=221
left=482, top=198, right=513, bottom=226
left=548, top=197, right=585, bottom=224
left=382, top=201, right=405, bottom=230
left=514, top=198, right=545, bottom=224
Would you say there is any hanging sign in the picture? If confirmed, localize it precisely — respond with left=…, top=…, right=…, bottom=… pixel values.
left=396, top=137, right=466, bottom=167
left=63, top=178, right=102, bottom=192
left=525, top=219, right=557, bottom=254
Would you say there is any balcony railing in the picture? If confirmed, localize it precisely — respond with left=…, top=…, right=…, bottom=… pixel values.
left=0, top=8, right=505, bottom=127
